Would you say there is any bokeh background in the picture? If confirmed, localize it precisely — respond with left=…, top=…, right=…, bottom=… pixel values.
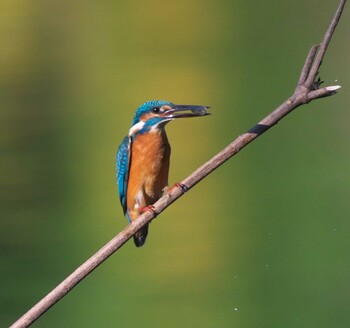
left=1, top=1, right=350, bottom=327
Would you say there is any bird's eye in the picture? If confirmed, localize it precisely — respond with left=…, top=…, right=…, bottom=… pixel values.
left=152, top=107, right=160, bottom=113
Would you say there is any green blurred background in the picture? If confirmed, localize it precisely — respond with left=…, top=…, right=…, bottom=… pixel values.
left=1, top=1, right=350, bottom=327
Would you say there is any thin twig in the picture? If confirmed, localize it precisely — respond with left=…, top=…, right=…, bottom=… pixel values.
left=10, top=1, right=346, bottom=327
left=298, top=45, right=319, bottom=86
left=305, top=0, right=347, bottom=87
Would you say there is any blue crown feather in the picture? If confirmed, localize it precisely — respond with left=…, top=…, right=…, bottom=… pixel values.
left=132, top=100, right=173, bottom=125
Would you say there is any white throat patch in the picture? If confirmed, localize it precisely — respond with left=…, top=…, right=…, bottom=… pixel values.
left=150, top=118, right=172, bottom=131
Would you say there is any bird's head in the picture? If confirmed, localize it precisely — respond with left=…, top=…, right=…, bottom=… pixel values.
left=129, top=100, right=210, bottom=136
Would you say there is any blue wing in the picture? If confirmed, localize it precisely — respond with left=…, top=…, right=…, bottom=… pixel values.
left=116, top=136, right=131, bottom=222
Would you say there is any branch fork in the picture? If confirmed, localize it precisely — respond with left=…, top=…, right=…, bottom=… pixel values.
left=295, top=44, right=341, bottom=105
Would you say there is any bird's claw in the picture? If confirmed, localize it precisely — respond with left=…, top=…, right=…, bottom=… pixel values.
left=139, top=205, right=158, bottom=217
left=175, top=182, right=189, bottom=193
left=166, top=182, right=189, bottom=194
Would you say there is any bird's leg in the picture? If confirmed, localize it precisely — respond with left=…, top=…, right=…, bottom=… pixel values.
left=135, top=190, right=158, bottom=217
left=139, top=205, right=158, bottom=217
left=164, top=182, right=189, bottom=196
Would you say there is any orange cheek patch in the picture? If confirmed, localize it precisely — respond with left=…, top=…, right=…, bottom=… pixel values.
left=140, top=113, right=154, bottom=121
left=161, top=105, right=172, bottom=111
left=140, top=106, right=172, bottom=121
left=158, top=105, right=172, bottom=118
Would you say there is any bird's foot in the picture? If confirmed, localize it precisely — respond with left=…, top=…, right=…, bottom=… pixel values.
left=167, top=182, right=189, bottom=194
left=175, top=182, right=189, bottom=193
left=139, top=205, right=158, bottom=217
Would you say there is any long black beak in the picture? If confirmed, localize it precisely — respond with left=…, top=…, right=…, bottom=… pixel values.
left=164, top=105, right=211, bottom=119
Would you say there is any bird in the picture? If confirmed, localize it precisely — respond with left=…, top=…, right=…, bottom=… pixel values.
left=116, top=100, right=210, bottom=247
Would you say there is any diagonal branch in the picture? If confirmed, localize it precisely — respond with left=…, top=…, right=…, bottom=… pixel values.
left=10, top=1, right=347, bottom=327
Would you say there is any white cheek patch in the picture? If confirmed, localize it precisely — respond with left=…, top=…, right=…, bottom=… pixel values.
left=129, top=121, right=145, bottom=137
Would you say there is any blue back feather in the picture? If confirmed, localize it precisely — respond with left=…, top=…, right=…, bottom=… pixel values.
left=116, top=136, right=131, bottom=222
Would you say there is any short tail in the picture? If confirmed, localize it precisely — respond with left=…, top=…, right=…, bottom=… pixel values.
left=133, top=224, right=149, bottom=247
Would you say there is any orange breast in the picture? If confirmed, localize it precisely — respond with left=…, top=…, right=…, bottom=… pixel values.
left=127, top=129, right=170, bottom=220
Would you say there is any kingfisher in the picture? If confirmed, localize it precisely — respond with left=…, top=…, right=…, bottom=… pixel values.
left=116, top=100, right=210, bottom=247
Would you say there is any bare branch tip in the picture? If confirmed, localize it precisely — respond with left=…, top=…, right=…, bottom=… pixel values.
left=326, top=85, right=342, bottom=91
